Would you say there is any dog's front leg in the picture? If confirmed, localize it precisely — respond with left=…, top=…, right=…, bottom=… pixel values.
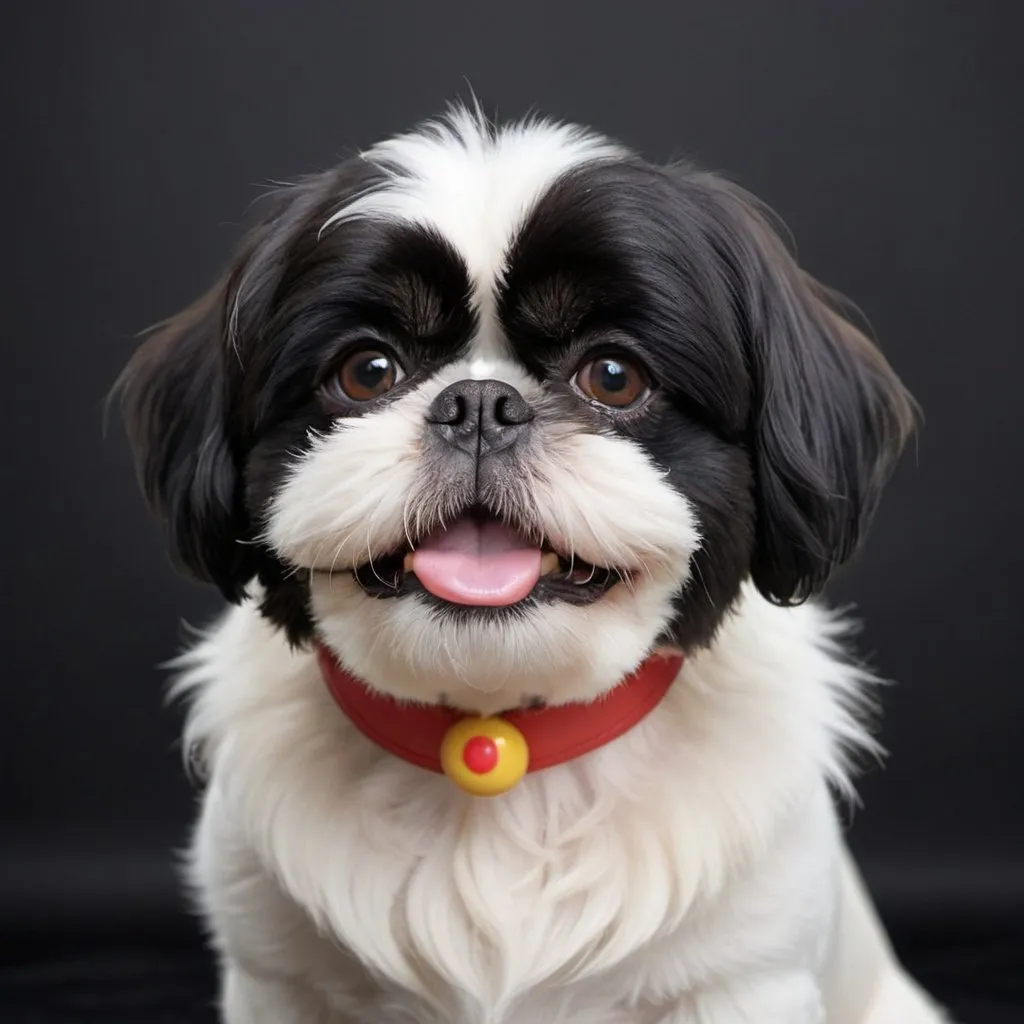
left=221, top=961, right=346, bottom=1024
left=656, top=971, right=825, bottom=1024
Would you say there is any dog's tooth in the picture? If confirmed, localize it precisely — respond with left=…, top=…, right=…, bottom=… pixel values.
left=403, top=552, right=415, bottom=573
left=539, top=551, right=559, bottom=576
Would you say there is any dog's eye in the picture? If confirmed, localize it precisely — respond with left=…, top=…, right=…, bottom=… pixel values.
left=573, top=355, right=650, bottom=409
left=333, top=349, right=404, bottom=402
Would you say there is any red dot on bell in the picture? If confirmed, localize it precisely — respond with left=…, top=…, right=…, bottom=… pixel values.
left=462, top=735, right=499, bottom=775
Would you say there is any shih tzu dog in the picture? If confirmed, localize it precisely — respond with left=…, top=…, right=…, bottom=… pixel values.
left=119, top=108, right=948, bottom=1022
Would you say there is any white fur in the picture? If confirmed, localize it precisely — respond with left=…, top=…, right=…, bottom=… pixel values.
left=863, top=969, right=949, bottom=1023
left=177, top=589, right=945, bottom=1023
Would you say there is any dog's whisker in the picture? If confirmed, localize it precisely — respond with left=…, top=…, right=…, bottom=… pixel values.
left=692, top=560, right=714, bottom=608
left=309, top=535, right=333, bottom=576
left=401, top=495, right=417, bottom=552
left=327, top=540, right=349, bottom=590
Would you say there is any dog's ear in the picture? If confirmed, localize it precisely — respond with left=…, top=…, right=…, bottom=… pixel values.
left=117, top=272, right=257, bottom=602
left=708, top=179, right=919, bottom=604
left=115, top=176, right=308, bottom=600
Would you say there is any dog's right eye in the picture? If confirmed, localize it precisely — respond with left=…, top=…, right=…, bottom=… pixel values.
left=327, top=349, right=405, bottom=404
left=573, top=354, right=651, bottom=410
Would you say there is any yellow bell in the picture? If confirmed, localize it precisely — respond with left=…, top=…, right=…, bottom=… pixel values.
left=439, top=716, right=529, bottom=796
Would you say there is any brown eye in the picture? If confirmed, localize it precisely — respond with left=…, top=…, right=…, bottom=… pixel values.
left=334, top=349, right=403, bottom=402
left=574, top=355, right=650, bottom=409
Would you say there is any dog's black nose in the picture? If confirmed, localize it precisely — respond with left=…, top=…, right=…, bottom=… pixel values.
left=427, top=379, right=533, bottom=457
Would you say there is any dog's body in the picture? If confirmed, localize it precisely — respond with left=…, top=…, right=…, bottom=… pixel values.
left=181, top=590, right=941, bottom=1023
left=121, top=109, right=947, bottom=1021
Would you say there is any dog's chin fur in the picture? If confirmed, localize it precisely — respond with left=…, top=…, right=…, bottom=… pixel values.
left=310, top=573, right=683, bottom=712
left=120, top=109, right=947, bottom=1021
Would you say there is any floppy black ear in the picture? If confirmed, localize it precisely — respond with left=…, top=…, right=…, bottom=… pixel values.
left=117, top=279, right=257, bottom=601
left=710, top=180, right=919, bottom=604
left=117, top=168, right=370, bottom=612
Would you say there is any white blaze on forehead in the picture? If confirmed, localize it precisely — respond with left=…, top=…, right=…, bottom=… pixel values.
left=467, top=356, right=505, bottom=381
left=321, top=106, right=626, bottom=363
left=448, top=355, right=539, bottom=394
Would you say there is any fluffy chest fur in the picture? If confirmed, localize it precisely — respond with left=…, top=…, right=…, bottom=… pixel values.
left=181, top=588, right=867, bottom=1021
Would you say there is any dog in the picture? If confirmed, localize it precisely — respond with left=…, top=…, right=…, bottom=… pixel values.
left=119, top=107, right=949, bottom=1022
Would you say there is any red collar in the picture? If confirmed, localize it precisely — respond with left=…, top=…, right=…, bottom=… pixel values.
left=316, top=644, right=683, bottom=797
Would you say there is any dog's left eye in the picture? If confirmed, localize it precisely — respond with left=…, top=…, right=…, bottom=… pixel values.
left=573, top=355, right=651, bottom=409
left=329, top=349, right=405, bottom=403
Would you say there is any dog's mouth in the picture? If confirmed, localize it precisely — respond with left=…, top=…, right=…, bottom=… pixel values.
left=346, top=506, right=628, bottom=609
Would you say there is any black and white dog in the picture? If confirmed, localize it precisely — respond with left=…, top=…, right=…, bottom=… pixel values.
left=120, top=108, right=947, bottom=1023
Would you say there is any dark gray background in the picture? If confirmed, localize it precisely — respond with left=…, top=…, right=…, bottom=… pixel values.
left=2, top=2, right=1021, bottom=1020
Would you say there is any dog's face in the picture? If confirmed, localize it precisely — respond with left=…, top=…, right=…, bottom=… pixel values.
left=121, top=111, right=915, bottom=710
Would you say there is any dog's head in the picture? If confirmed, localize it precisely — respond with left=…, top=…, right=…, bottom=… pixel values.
left=120, top=110, right=915, bottom=710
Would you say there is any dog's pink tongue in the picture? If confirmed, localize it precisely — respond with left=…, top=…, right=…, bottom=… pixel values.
left=411, top=517, right=542, bottom=606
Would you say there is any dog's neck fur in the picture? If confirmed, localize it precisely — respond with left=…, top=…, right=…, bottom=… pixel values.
left=176, top=585, right=875, bottom=1019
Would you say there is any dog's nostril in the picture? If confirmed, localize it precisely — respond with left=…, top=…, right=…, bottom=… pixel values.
left=494, top=393, right=532, bottom=427
left=429, top=392, right=467, bottom=426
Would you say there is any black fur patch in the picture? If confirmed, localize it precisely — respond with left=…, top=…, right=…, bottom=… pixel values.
left=498, top=159, right=915, bottom=648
